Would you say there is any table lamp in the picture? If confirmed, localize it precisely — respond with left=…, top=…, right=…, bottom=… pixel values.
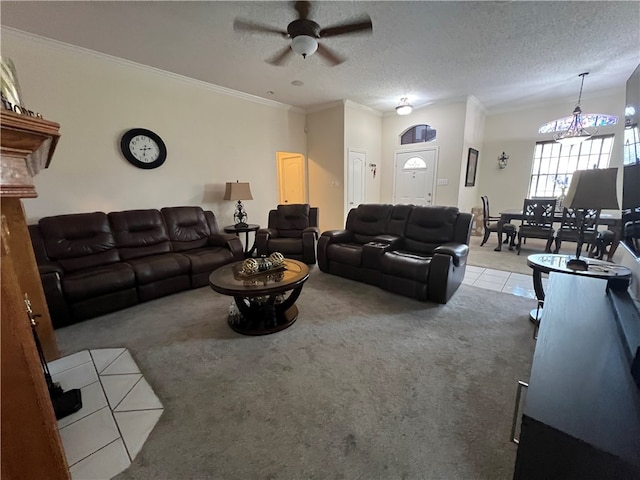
left=563, top=167, right=619, bottom=270
left=223, top=181, right=253, bottom=228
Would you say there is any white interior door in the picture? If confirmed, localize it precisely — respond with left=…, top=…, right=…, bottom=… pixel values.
left=347, top=149, right=366, bottom=212
left=277, top=152, right=306, bottom=204
left=394, top=149, right=437, bottom=205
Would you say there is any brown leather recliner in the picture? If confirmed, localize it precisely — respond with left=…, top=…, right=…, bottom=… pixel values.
left=255, top=204, right=320, bottom=264
left=317, top=204, right=472, bottom=304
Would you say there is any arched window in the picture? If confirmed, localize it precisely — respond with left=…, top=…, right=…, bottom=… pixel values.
left=403, top=157, right=427, bottom=169
left=400, top=124, right=436, bottom=145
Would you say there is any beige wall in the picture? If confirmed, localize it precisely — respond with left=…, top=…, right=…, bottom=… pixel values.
left=458, top=97, right=486, bottom=214
left=2, top=30, right=307, bottom=228
left=479, top=89, right=626, bottom=215
left=381, top=100, right=467, bottom=207
left=306, top=104, right=344, bottom=231
left=344, top=101, right=383, bottom=205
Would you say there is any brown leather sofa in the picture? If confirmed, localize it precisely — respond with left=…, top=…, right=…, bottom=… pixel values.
left=29, top=206, right=244, bottom=328
left=317, top=204, right=472, bottom=303
left=255, top=204, right=320, bottom=264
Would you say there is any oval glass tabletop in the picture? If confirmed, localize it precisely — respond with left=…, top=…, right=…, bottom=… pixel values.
left=209, top=258, right=309, bottom=296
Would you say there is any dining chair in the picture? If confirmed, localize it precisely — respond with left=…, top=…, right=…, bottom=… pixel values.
left=516, top=198, right=557, bottom=255
left=553, top=207, right=600, bottom=254
left=480, top=195, right=516, bottom=249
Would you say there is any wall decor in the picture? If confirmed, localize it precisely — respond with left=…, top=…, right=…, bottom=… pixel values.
left=120, top=128, right=167, bottom=169
left=465, top=148, right=479, bottom=187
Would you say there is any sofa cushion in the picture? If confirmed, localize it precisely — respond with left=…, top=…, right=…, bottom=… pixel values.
left=109, top=209, right=172, bottom=260
left=274, top=204, right=310, bottom=237
left=346, top=204, right=394, bottom=244
left=179, top=247, right=236, bottom=274
left=162, top=206, right=210, bottom=252
left=326, top=243, right=363, bottom=266
left=63, top=263, right=136, bottom=302
left=380, top=250, right=432, bottom=281
left=403, top=206, right=459, bottom=254
left=125, top=253, right=191, bottom=285
left=267, top=237, right=305, bottom=255
left=39, top=212, right=120, bottom=272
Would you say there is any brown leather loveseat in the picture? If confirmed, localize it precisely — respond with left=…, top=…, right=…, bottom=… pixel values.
left=29, top=206, right=244, bottom=328
left=317, top=204, right=472, bottom=303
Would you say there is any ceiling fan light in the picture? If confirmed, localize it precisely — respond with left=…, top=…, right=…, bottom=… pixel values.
left=291, top=35, right=318, bottom=58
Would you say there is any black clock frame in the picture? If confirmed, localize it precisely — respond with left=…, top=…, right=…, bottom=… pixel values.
left=120, top=128, right=167, bottom=169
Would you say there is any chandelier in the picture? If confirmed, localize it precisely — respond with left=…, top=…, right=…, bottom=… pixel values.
left=553, top=72, right=598, bottom=146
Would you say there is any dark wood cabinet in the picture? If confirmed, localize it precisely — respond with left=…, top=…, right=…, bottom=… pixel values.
left=514, top=274, right=640, bottom=479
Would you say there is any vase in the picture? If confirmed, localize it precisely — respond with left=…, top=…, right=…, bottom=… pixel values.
left=557, top=190, right=566, bottom=211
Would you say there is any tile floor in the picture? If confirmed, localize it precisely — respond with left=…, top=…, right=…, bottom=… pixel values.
left=48, top=348, right=163, bottom=480
left=49, top=266, right=536, bottom=479
left=462, top=265, right=546, bottom=299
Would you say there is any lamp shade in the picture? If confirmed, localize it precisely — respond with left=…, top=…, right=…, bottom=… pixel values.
left=223, top=181, right=253, bottom=201
left=564, top=168, right=619, bottom=210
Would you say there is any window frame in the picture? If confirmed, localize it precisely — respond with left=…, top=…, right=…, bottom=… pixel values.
left=528, top=134, right=615, bottom=198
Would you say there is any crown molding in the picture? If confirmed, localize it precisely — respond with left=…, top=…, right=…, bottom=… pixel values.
left=2, top=27, right=305, bottom=114
left=343, top=100, right=383, bottom=117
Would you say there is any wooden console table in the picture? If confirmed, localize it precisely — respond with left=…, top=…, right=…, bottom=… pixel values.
left=513, top=273, right=640, bottom=479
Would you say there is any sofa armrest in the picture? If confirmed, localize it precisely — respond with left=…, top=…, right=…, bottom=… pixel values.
left=38, top=262, right=65, bottom=277
left=257, top=227, right=279, bottom=239
left=372, top=234, right=403, bottom=248
left=317, top=230, right=354, bottom=271
left=208, top=233, right=244, bottom=259
left=255, top=228, right=279, bottom=257
left=433, top=243, right=469, bottom=267
left=39, top=271, right=72, bottom=328
left=303, top=226, right=320, bottom=239
left=320, top=230, right=354, bottom=243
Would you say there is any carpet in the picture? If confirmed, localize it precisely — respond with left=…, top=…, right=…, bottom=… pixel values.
left=56, top=269, right=537, bottom=480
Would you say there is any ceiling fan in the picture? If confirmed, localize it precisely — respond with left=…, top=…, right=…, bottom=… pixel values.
left=233, top=1, right=373, bottom=66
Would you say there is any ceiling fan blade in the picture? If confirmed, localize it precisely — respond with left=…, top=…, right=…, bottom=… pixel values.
left=319, top=16, right=373, bottom=38
left=233, top=19, right=288, bottom=37
left=266, top=46, right=294, bottom=66
left=316, top=43, right=345, bottom=66
left=294, top=1, right=312, bottom=20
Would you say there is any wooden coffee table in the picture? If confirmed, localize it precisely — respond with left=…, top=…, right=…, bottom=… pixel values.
left=208, top=258, right=310, bottom=335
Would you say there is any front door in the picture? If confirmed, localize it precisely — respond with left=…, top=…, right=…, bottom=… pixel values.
left=393, top=149, right=437, bottom=205
left=277, top=152, right=306, bottom=204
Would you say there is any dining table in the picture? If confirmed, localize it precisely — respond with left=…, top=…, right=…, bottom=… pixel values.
left=494, top=208, right=622, bottom=261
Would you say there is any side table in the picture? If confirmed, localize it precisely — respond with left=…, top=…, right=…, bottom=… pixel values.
left=224, top=224, right=259, bottom=258
left=526, top=253, right=632, bottom=327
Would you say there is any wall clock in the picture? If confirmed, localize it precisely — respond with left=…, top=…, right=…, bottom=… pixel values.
left=120, top=128, right=167, bottom=169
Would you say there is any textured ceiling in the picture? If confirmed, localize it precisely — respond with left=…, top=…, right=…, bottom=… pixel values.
left=2, top=1, right=639, bottom=114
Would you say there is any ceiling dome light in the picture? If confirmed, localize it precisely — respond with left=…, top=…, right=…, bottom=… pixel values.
left=396, top=97, right=413, bottom=115
left=291, top=35, right=318, bottom=58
